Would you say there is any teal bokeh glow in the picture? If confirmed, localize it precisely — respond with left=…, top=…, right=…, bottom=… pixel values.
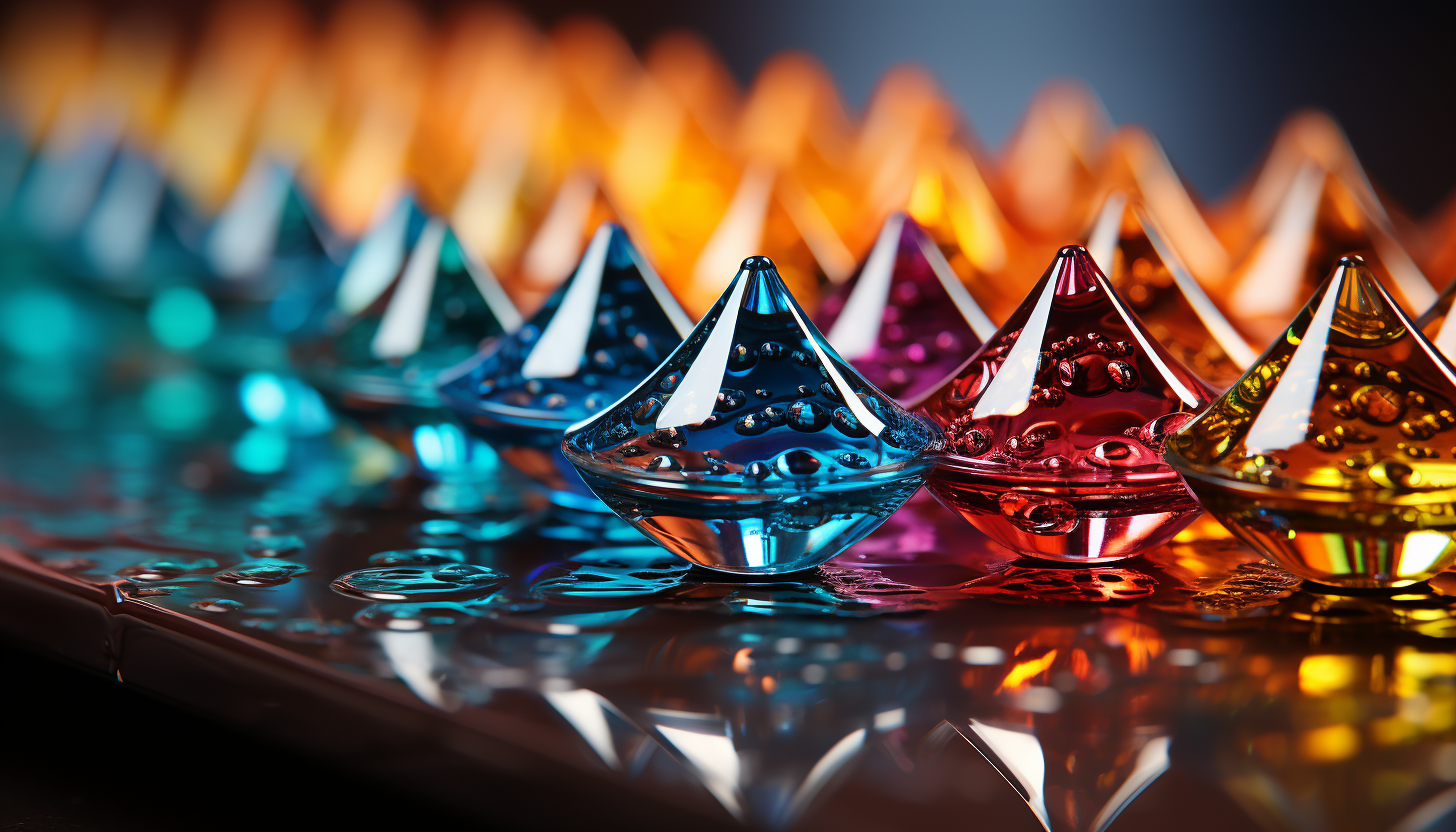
left=148, top=286, right=215, bottom=351
left=141, top=371, right=215, bottom=434
left=0, top=287, right=77, bottom=359
left=233, top=426, right=289, bottom=473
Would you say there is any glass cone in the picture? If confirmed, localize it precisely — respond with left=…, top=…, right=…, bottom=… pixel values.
left=513, top=170, right=620, bottom=312
left=674, top=163, right=853, bottom=320
left=438, top=222, right=692, bottom=509
left=905, top=144, right=1041, bottom=325
left=917, top=245, right=1216, bottom=562
left=204, top=157, right=344, bottom=286
left=1166, top=255, right=1456, bottom=588
left=1217, top=144, right=1435, bottom=345
left=297, top=198, right=521, bottom=409
left=1083, top=193, right=1256, bottom=389
left=997, top=81, right=1110, bottom=242
left=816, top=213, right=996, bottom=402
left=563, top=255, right=943, bottom=575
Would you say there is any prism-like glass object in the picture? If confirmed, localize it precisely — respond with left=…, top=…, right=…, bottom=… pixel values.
left=438, top=223, right=692, bottom=508
left=1166, top=255, right=1456, bottom=588
left=298, top=199, right=520, bottom=409
left=563, top=255, right=943, bottom=574
left=917, top=245, right=1215, bottom=562
left=816, top=213, right=996, bottom=402
left=1084, top=193, right=1256, bottom=389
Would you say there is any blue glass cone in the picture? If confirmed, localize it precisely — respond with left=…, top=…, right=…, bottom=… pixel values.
left=563, top=255, right=944, bottom=574
left=438, top=222, right=692, bottom=508
left=290, top=200, right=527, bottom=508
left=205, top=158, right=344, bottom=287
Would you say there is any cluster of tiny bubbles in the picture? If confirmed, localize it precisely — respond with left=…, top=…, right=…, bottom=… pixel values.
left=1150, top=559, right=1304, bottom=617
left=527, top=546, right=692, bottom=601
left=214, top=559, right=308, bottom=587
left=331, top=562, right=505, bottom=602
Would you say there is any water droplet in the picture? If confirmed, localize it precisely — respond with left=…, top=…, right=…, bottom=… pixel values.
left=215, top=559, right=306, bottom=587
left=331, top=564, right=505, bottom=601
left=777, top=450, right=822, bottom=477
left=787, top=400, right=829, bottom=432
left=998, top=493, right=1078, bottom=535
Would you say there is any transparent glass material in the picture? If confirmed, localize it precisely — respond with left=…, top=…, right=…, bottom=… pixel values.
left=816, top=213, right=996, bottom=402
left=917, top=245, right=1216, bottom=562
left=1083, top=194, right=1256, bottom=390
left=563, top=255, right=943, bottom=574
left=1417, top=276, right=1456, bottom=361
left=1166, top=255, right=1456, bottom=588
left=437, top=223, right=693, bottom=507
left=296, top=196, right=522, bottom=409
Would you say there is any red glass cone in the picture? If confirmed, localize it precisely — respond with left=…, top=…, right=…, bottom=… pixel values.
left=816, top=213, right=996, bottom=402
left=917, top=245, right=1216, bottom=562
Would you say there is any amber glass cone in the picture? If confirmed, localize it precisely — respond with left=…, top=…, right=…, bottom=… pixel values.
left=1167, top=256, right=1456, bottom=588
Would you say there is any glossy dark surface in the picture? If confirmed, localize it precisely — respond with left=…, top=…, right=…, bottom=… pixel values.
left=816, top=213, right=995, bottom=402
left=918, top=245, right=1216, bottom=562
left=1168, top=255, right=1456, bottom=587
left=565, top=256, right=942, bottom=573
left=9, top=415, right=1456, bottom=832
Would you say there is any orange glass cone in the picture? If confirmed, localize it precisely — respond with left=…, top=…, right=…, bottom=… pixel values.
left=607, top=35, right=742, bottom=295
left=1213, top=113, right=1435, bottom=344
left=1166, top=256, right=1456, bottom=588
left=304, top=0, right=427, bottom=239
left=904, top=139, right=1040, bottom=323
left=1082, top=192, right=1256, bottom=389
left=918, top=245, right=1215, bottom=562
left=997, top=81, right=1111, bottom=243
left=1098, top=127, right=1230, bottom=287
left=1417, top=278, right=1456, bottom=361
left=512, top=171, right=620, bottom=314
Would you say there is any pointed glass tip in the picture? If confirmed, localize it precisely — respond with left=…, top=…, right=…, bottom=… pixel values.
left=1049, top=244, right=1106, bottom=296
left=438, top=221, right=690, bottom=426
